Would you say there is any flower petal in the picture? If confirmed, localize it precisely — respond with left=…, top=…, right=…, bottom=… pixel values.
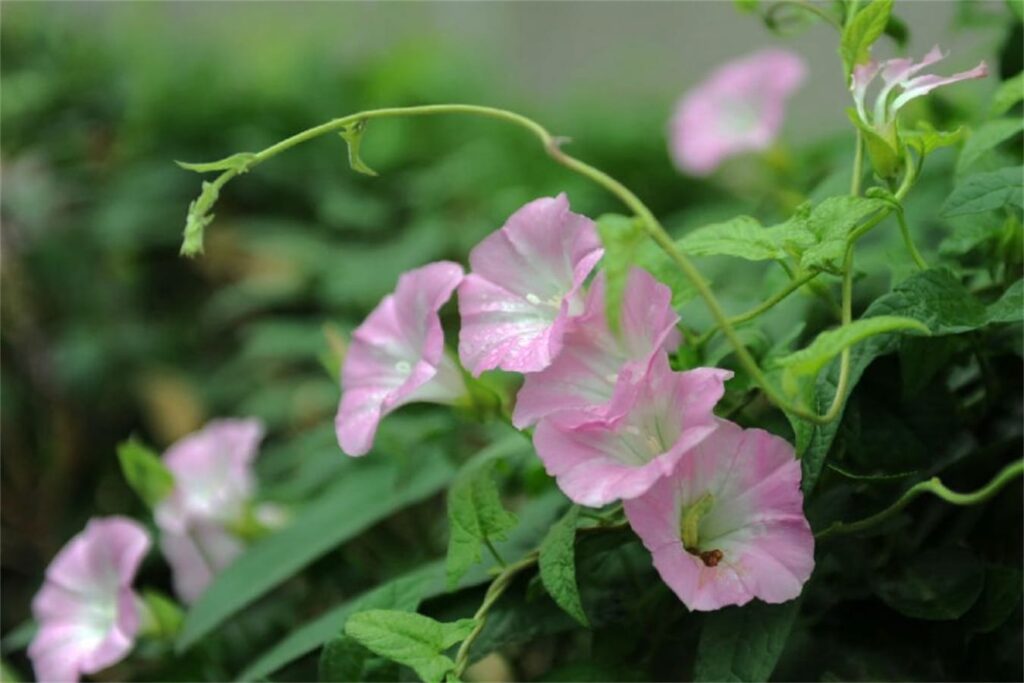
left=670, top=49, right=807, bottom=175
left=336, top=261, right=466, bottom=456
left=533, top=354, right=729, bottom=507
left=160, top=525, right=244, bottom=604
left=513, top=269, right=681, bottom=428
left=458, top=194, right=603, bottom=375
left=624, top=420, right=814, bottom=611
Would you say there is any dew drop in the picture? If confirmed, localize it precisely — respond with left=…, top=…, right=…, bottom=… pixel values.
left=395, top=360, right=411, bottom=374
left=525, top=293, right=541, bottom=305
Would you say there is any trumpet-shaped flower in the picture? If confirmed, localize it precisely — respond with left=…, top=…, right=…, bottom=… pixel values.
left=29, top=517, right=150, bottom=683
left=851, top=46, right=987, bottom=133
left=155, top=418, right=265, bottom=603
left=513, top=268, right=681, bottom=428
left=533, top=354, right=730, bottom=507
left=670, top=48, right=807, bottom=176
left=336, top=261, right=467, bottom=456
left=623, top=420, right=814, bottom=611
left=458, top=194, right=604, bottom=376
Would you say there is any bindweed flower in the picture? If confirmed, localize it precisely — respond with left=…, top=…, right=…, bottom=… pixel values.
left=533, top=354, right=730, bottom=507
left=155, top=418, right=265, bottom=603
left=458, top=194, right=604, bottom=376
left=513, top=267, right=681, bottom=428
left=29, top=517, right=150, bottom=683
left=669, top=48, right=807, bottom=176
left=851, top=46, right=988, bottom=135
left=850, top=46, right=987, bottom=176
left=624, top=420, right=814, bottom=611
left=336, top=261, right=467, bottom=456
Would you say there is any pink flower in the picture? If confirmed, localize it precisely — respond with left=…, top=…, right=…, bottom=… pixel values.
left=458, top=194, right=604, bottom=376
left=533, top=354, right=731, bottom=507
left=29, top=517, right=150, bottom=683
left=336, top=261, right=467, bottom=456
left=159, top=524, right=243, bottom=605
left=851, top=46, right=987, bottom=133
left=154, top=418, right=265, bottom=603
left=513, top=267, right=681, bottom=428
left=669, top=48, right=807, bottom=176
left=624, top=420, right=814, bottom=611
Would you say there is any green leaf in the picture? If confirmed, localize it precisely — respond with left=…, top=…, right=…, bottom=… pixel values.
left=990, top=72, right=1024, bottom=115
left=957, top=119, right=1024, bottom=174
left=538, top=506, right=588, bottom=627
left=768, top=195, right=888, bottom=273
left=319, top=635, right=373, bottom=682
left=339, top=120, right=378, bottom=177
left=180, top=180, right=219, bottom=257
left=840, top=0, right=893, bottom=79
left=116, top=437, right=174, bottom=509
left=790, top=269, right=1013, bottom=492
left=446, top=461, right=519, bottom=588
left=874, top=546, right=984, bottom=620
left=966, top=565, right=1024, bottom=633
left=883, top=13, right=909, bottom=48
left=733, top=0, right=760, bottom=12
left=987, top=279, right=1024, bottom=323
left=345, top=610, right=475, bottom=683
left=177, top=454, right=456, bottom=652
left=238, top=489, right=566, bottom=681
left=773, top=315, right=930, bottom=379
left=175, top=152, right=256, bottom=174
left=694, top=599, right=801, bottom=682
left=904, top=121, right=965, bottom=156
left=676, top=216, right=786, bottom=262
left=140, top=590, right=184, bottom=639
left=942, top=166, right=1024, bottom=217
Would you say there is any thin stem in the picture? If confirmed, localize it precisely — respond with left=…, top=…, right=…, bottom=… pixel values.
left=184, top=104, right=912, bottom=425
left=850, top=129, right=864, bottom=196
left=482, top=536, right=507, bottom=569
left=816, top=459, right=1024, bottom=540
left=696, top=271, right=820, bottom=347
left=896, top=208, right=928, bottom=270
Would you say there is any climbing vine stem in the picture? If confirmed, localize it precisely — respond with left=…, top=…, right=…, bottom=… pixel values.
left=180, top=104, right=915, bottom=425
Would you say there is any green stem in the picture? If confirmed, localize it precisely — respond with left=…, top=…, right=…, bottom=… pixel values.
left=482, top=536, right=507, bottom=569
left=182, top=104, right=910, bottom=425
left=696, top=271, right=820, bottom=346
left=850, top=130, right=864, bottom=197
left=816, top=459, right=1024, bottom=540
left=895, top=208, right=928, bottom=270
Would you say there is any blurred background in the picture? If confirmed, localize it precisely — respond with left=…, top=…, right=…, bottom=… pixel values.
left=0, top=1, right=1017, bottom=678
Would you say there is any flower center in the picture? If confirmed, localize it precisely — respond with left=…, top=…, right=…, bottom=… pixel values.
left=679, top=493, right=723, bottom=567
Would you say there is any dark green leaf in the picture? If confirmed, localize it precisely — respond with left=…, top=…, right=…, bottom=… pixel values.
left=344, top=610, right=475, bottom=683
left=966, top=565, right=1024, bottom=633
left=177, top=454, right=456, bottom=652
left=676, top=216, right=786, bottom=262
left=319, top=635, right=372, bottom=682
left=446, top=461, right=519, bottom=588
left=694, top=599, right=801, bottom=682
left=538, top=506, right=588, bottom=627
left=987, top=279, right=1024, bottom=323
left=767, top=195, right=888, bottom=273
left=116, top=437, right=174, bottom=509
left=874, top=546, right=984, bottom=620
left=942, top=166, right=1024, bottom=216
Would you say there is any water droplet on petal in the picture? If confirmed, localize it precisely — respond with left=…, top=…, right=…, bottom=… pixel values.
left=525, top=293, right=541, bottom=305
left=395, top=361, right=411, bottom=374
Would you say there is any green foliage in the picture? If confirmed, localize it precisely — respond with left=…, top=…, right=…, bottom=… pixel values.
left=677, top=216, right=787, bottom=262
left=694, top=600, right=801, bottom=682
left=141, top=589, right=185, bottom=639
left=345, top=610, right=475, bottom=683
left=116, top=437, right=174, bottom=509
left=956, top=119, right=1024, bottom=174
left=178, top=454, right=456, bottom=651
left=771, top=196, right=888, bottom=273
left=175, top=152, right=256, bottom=174
left=874, top=546, right=985, bottom=620
left=339, top=120, right=379, bottom=177
left=774, top=316, right=930, bottom=393
left=445, top=460, right=519, bottom=588
left=538, top=505, right=589, bottom=627
left=839, top=0, right=893, bottom=79
left=990, top=72, right=1024, bottom=115
left=942, top=166, right=1024, bottom=216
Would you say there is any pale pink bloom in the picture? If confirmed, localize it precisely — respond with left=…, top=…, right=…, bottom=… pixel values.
left=624, top=420, right=814, bottom=611
left=159, top=524, right=243, bottom=605
left=155, top=418, right=266, bottom=535
left=533, top=354, right=730, bottom=507
left=29, top=517, right=150, bottom=683
left=336, top=261, right=467, bottom=456
left=669, top=48, right=807, bottom=176
left=458, top=194, right=604, bottom=376
left=513, top=268, right=681, bottom=428
left=154, top=418, right=265, bottom=603
left=851, top=46, right=987, bottom=132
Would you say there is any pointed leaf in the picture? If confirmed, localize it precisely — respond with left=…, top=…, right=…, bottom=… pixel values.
left=117, top=437, right=174, bottom=509
left=840, top=0, right=893, bottom=78
left=942, top=166, right=1024, bottom=217
left=345, top=611, right=475, bottom=683
left=175, top=152, right=256, bottom=174
left=676, top=216, right=786, bottom=262
left=538, top=506, right=588, bottom=627
left=694, top=599, right=801, bottom=682
left=446, top=461, right=518, bottom=588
